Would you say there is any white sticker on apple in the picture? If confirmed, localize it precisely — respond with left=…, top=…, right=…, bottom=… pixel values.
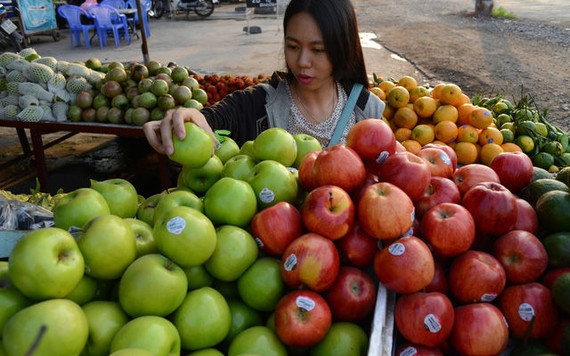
left=376, top=150, right=390, bottom=164
left=399, top=346, right=418, bottom=356
left=481, top=293, right=497, bottom=302
left=518, top=303, right=535, bottom=321
left=424, top=313, right=442, bottom=333
left=284, top=253, right=297, bottom=271
left=254, top=237, right=264, bottom=248
left=296, top=296, right=315, bottom=311
left=388, top=243, right=405, bottom=256
left=166, top=216, right=186, bottom=235
left=259, top=188, right=275, bottom=203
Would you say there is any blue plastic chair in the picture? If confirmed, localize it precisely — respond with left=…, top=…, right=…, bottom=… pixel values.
left=88, top=4, right=131, bottom=48
left=101, top=0, right=127, bottom=9
left=126, top=0, right=151, bottom=37
left=57, top=4, right=96, bottom=49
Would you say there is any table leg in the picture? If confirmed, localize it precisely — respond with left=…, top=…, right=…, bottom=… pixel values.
left=29, top=130, right=50, bottom=193
left=16, top=128, right=31, bottom=155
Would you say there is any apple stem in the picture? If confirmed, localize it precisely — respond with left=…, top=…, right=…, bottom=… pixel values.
left=165, top=259, right=175, bottom=270
left=25, top=325, right=47, bottom=356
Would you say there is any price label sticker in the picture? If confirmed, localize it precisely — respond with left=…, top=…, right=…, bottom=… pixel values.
left=259, top=188, right=275, bottom=204
left=284, top=254, right=297, bottom=271
left=424, top=313, right=442, bottom=333
left=481, top=293, right=498, bottom=302
left=166, top=216, right=186, bottom=235
left=518, top=303, right=535, bottom=322
left=296, top=296, right=315, bottom=311
left=389, top=242, right=405, bottom=256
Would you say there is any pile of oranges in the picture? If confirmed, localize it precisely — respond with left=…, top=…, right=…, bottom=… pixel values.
left=371, top=76, right=522, bottom=166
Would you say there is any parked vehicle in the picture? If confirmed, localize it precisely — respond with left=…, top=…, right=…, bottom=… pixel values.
left=150, top=0, right=216, bottom=19
left=0, top=2, right=24, bottom=51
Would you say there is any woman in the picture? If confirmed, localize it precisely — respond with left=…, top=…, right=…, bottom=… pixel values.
left=143, top=0, right=385, bottom=155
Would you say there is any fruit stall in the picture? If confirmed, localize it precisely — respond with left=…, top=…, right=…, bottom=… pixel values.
left=1, top=47, right=570, bottom=356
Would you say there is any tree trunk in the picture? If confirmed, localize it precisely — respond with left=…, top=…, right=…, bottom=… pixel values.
left=474, top=0, right=494, bottom=17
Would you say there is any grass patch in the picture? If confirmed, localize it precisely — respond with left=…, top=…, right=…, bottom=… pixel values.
left=492, top=6, right=516, bottom=19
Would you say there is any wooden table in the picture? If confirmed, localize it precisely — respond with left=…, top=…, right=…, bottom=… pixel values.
left=0, top=119, right=171, bottom=192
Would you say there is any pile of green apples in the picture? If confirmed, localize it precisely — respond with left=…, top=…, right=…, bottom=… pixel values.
left=1, top=124, right=379, bottom=356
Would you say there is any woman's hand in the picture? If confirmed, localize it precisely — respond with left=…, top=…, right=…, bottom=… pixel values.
left=143, top=107, right=218, bottom=155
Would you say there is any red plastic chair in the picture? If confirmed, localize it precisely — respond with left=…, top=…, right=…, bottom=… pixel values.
left=87, top=3, right=131, bottom=48
left=57, top=4, right=96, bottom=48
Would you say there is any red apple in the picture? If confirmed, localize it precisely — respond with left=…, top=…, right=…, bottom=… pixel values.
left=368, top=151, right=432, bottom=202
left=542, top=267, right=570, bottom=290
left=324, top=266, right=377, bottom=322
left=461, top=182, right=518, bottom=236
left=350, top=172, right=379, bottom=208
left=312, top=144, right=366, bottom=193
left=452, top=163, right=500, bottom=196
left=395, top=291, right=455, bottom=347
left=492, top=230, right=548, bottom=284
left=420, top=202, right=475, bottom=257
left=450, top=303, right=509, bottom=356
left=395, top=342, right=444, bottom=356
left=512, top=197, right=539, bottom=234
left=250, top=201, right=303, bottom=257
left=498, top=282, right=559, bottom=339
left=424, top=260, right=448, bottom=295
left=448, top=250, right=506, bottom=304
left=423, top=143, right=457, bottom=171
left=301, top=185, right=355, bottom=241
left=274, top=289, right=332, bottom=348
left=346, top=118, right=397, bottom=162
left=489, top=151, right=534, bottom=193
left=415, top=176, right=461, bottom=219
left=335, top=223, right=378, bottom=269
left=358, top=182, right=415, bottom=240
left=417, top=146, right=454, bottom=179
left=374, top=236, right=435, bottom=294
left=298, top=150, right=320, bottom=192
left=281, top=232, right=340, bottom=292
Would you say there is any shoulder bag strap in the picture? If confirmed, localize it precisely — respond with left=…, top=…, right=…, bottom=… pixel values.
left=328, top=83, right=364, bottom=147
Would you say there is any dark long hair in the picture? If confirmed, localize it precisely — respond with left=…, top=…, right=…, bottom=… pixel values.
left=283, top=0, right=369, bottom=88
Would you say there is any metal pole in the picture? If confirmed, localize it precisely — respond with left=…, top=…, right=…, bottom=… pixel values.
left=135, top=0, right=150, bottom=64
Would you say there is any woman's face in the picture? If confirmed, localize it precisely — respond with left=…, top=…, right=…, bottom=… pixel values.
left=284, top=12, right=334, bottom=91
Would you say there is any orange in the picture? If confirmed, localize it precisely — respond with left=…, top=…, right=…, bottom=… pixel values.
left=469, top=107, right=494, bottom=129
left=382, top=103, right=395, bottom=120
left=457, top=103, right=477, bottom=126
left=430, top=82, right=447, bottom=100
left=501, top=142, right=523, bottom=153
left=432, top=104, right=459, bottom=124
left=370, top=87, right=386, bottom=100
left=409, top=86, right=431, bottom=103
left=393, top=106, right=418, bottom=129
left=378, top=80, right=396, bottom=94
left=401, top=139, right=422, bottom=154
left=457, top=124, right=480, bottom=143
left=454, top=142, right=479, bottom=165
left=434, top=120, right=459, bottom=144
left=397, top=75, right=418, bottom=92
left=457, top=93, right=471, bottom=106
left=410, top=124, right=435, bottom=146
left=386, top=86, right=410, bottom=109
left=478, top=127, right=504, bottom=146
left=394, top=127, right=412, bottom=142
left=413, top=96, right=438, bottom=119
left=439, top=83, right=463, bottom=107
left=480, top=143, right=504, bottom=166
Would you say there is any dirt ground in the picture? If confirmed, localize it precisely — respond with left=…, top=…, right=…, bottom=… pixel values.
left=355, top=0, right=570, bottom=131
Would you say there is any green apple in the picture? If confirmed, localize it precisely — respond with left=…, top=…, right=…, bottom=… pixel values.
left=224, top=299, right=264, bottom=346
left=9, top=227, right=84, bottom=300
left=3, top=299, right=88, bottom=356
left=173, top=286, right=231, bottom=351
left=183, top=264, right=214, bottom=291
left=0, top=287, right=30, bottom=335
left=237, top=257, right=285, bottom=312
left=110, top=316, right=181, bottom=356
left=310, top=322, right=369, bottom=356
left=177, top=154, right=223, bottom=195
left=82, top=301, right=129, bottom=356
left=239, top=140, right=255, bottom=157
left=204, top=225, right=258, bottom=282
left=246, top=160, right=299, bottom=209
left=203, top=177, right=258, bottom=227
left=124, top=218, right=158, bottom=258
left=118, top=254, right=188, bottom=317
left=0, top=261, right=9, bottom=287
left=53, top=187, right=110, bottom=230
left=228, top=326, right=288, bottom=356
left=215, top=136, right=240, bottom=164
left=187, top=348, right=224, bottom=356
left=65, top=273, right=98, bottom=305
left=221, top=154, right=257, bottom=181
left=90, top=178, right=140, bottom=218
left=293, top=133, right=322, bottom=168
left=136, top=193, right=164, bottom=227
left=212, top=279, right=240, bottom=301
left=252, top=128, right=297, bottom=167
left=153, top=206, right=217, bottom=267
left=109, top=349, right=154, bottom=356
left=152, top=189, right=204, bottom=226
left=169, top=122, right=215, bottom=168
left=76, top=214, right=137, bottom=280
